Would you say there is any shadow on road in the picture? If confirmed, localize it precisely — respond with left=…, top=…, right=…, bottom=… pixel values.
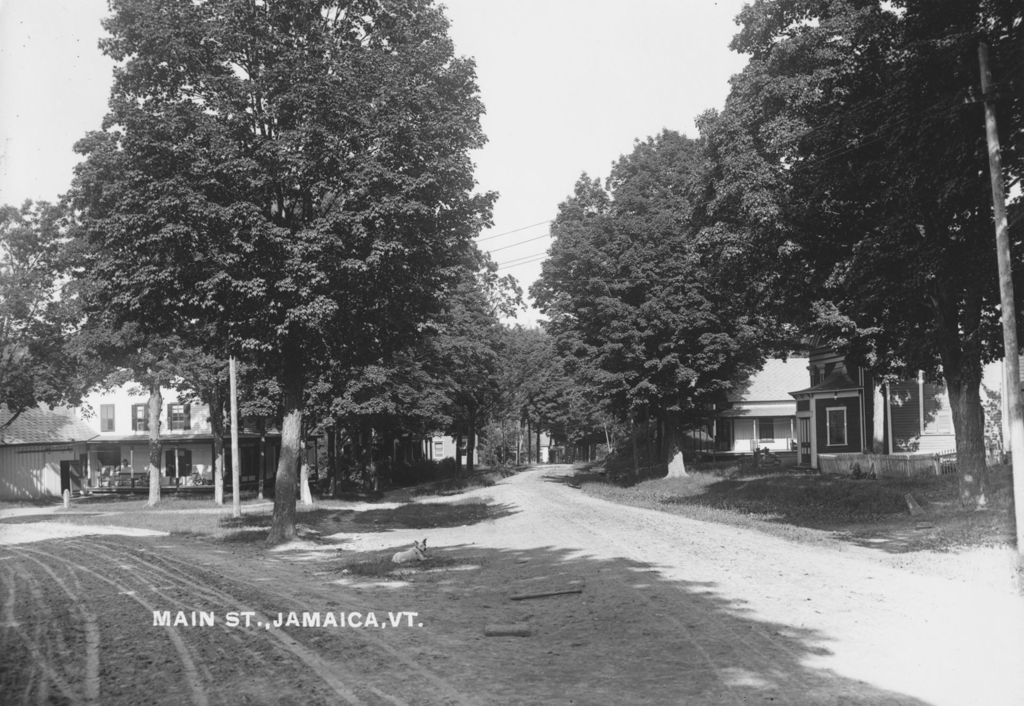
left=217, top=499, right=518, bottom=542
left=319, top=542, right=936, bottom=705
left=1, top=530, right=969, bottom=704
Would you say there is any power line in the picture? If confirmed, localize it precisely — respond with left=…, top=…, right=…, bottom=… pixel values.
left=486, top=232, right=551, bottom=254
left=476, top=219, right=552, bottom=243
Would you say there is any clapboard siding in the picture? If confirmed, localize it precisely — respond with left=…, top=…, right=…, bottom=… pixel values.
left=0, top=445, right=79, bottom=500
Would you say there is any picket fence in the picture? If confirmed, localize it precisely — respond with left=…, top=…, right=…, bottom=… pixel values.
left=817, top=451, right=958, bottom=478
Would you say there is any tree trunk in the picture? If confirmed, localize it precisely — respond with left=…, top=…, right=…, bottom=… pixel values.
left=327, top=424, right=336, bottom=496
left=665, top=416, right=688, bottom=478
left=467, top=407, right=477, bottom=475
left=296, top=450, right=311, bottom=506
left=146, top=382, right=162, bottom=507
left=656, top=412, right=665, bottom=463
left=257, top=423, right=266, bottom=501
left=297, top=423, right=313, bottom=506
left=872, top=384, right=886, bottom=454
left=267, top=369, right=304, bottom=544
left=536, top=427, right=541, bottom=464
left=946, top=372, right=988, bottom=508
left=526, top=418, right=532, bottom=464
left=454, top=432, right=463, bottom=478
left=211, top=387, right=225, bottom=506
left=644, top=406, right=655, bottom=470
left=631, top=418, right=640, bottom=477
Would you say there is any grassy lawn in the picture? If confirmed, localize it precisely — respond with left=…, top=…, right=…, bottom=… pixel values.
left=576, top=460, right=1017, bottom=554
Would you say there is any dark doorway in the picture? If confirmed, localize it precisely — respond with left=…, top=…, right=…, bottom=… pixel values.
left=59, top=459, right=83, bottom=494
left=164, top=448, right=192, bottom=478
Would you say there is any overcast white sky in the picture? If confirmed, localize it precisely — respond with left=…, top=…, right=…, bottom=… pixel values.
left=0, top=0, right=750, bottom=323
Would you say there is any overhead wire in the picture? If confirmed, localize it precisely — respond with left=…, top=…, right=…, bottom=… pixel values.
left=475, top=219, right=552, bottom=243
left=488, top=32, right=1023, bottom=279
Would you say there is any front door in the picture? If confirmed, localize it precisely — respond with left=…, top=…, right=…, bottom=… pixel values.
left=797, top=417, right=812, bottom=466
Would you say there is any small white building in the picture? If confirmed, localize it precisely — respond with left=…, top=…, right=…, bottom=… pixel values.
left=715, top=358, right=809, bottom=454
left=0, top=405, right=96, bottom=500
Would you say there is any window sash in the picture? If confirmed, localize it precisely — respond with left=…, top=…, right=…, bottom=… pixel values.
left=167, top=404, right=190, bottom=431
left=826, top=407, right=847, bottom=446
left=100, top=405, right=115, bottom=432
left=132, top=404, right=149, bottom=432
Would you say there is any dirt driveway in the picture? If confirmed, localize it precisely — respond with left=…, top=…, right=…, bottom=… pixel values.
left=2, top=464, right=1022, bottom=705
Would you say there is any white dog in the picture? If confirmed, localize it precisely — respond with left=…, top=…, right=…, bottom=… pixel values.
left=392, top=538, right=428, bottom=564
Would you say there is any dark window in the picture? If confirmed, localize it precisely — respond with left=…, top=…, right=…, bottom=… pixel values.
left=827, top=408, right=847, bottom=446
left=132, top=404, right=149, bottom=431
left=809, top=366, right=822, bottom=386
left=167, top=404, right=190, bottom=431
left=758, top=419, right=775, bottom=441
left=164, top=448, right=192, bottom=477
left=100, top=404, right=115, bottom=432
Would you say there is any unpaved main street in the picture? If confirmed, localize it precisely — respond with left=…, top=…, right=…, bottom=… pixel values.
left=2, top=465, right=1022, bottom=705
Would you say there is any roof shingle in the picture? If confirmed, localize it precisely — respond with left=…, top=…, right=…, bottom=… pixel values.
left=0, top=405, right=97, bottom=445
left=728, top=358, right=810, bottom=403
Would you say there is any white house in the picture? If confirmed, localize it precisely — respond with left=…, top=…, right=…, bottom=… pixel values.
left=715, top=358, right=809, bottom=454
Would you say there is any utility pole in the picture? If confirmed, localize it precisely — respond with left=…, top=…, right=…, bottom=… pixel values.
left=979, top=41, right=1024, bottom=553
left=230, top=356, right=241, bottom=518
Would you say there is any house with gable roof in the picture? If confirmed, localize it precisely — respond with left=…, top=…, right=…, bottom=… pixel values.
left=0, top=404, right=97, bottom=500
left=714, top=357, right=809, bottom=454
left=789, top=344, right=957, bottom=470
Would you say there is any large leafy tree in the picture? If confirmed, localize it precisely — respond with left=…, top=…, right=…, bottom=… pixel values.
left=69, top=0, right=492, bottom=541
left=533, top=131, right=773, bottom=474
left=706, top=0, right=1023, bottom=506
left=0, top=201, right=83, bottom=426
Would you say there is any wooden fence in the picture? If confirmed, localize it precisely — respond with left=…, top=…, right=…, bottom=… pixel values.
left=818, top=451, right=958, bottom=478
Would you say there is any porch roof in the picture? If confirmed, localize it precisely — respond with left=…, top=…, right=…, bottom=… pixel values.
left=88, top=431, right=278, bottom=444
left=789, top=368, right=860, bottom=397
left=718, top=401, right=796, bottom=418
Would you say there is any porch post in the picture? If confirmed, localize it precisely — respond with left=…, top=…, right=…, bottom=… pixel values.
left=886, top=383, right=894, bottom=455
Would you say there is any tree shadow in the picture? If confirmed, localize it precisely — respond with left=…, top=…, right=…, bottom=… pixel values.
left=304, top=542, right=940, bottom=705
left=218, top=499, right=518, bottom=537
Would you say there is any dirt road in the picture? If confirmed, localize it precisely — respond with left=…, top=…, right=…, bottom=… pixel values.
left=2, top=464, right=1022, bottom=705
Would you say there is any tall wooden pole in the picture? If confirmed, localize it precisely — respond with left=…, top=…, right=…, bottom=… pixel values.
left=229, top=356, right=241, bottom=518
left=979, top=41, right=1024, bottom=552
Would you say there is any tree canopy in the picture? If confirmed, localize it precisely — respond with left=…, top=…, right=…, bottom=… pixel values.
left=0, top=201, right=83, bottom=427
left=532, top=130, right=775, bottom=470
left=700, top=0, right=1023, bottom=504
left=69, top=0, right=493, bottom=540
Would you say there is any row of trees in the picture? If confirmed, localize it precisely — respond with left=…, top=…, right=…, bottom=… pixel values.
left=533, top=0, right=1022, bottom=504
left=1, top=0, right=612, bottom=543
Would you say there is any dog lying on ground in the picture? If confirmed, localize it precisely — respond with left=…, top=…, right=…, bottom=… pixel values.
left=392, top=538, right=428, bottom=564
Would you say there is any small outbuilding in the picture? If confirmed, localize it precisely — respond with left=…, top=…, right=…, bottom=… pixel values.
left=0, top=405, right=97, bottom=500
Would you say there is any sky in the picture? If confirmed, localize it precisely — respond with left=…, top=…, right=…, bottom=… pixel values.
left=0, top=0, right=751, bottom=324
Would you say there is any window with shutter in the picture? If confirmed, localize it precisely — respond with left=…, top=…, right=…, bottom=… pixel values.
left=132, top=404, right=148, bottom=431
left=168, top=404, right=191, bottom=431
